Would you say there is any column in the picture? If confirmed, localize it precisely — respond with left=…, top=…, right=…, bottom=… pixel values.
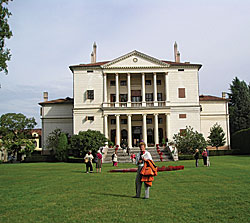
left=127, top=73, right=131, bottom=107
left=154, top=113, right=159, bottom=146
left=165, top=113, right=170, bottom=139
left=153, top=73, right=158, bottom=106
left=115, top=73, right=119, bottom=107
left=142, top=73, right=146, bottom=107
left=165, top=72, right=169, bottom=105
left=142, top=114, right=147, bottom=146
left=103, top=73, right=107, bottom=106
left=104, top=115, right=108, bottom=139
left=127, top=114, right=132, bottom=148
left=116, top=115, right=120, bottom=146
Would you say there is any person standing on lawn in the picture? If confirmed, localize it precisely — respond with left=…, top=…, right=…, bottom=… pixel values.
left=202, top=149, right=208, bottom=166
left=96, top=150, right=103, bottom=173
left=194, top=149, right=199, bottom=167
left=84, top=151, right=94, bottom=173
left=134, top=142, right=153, bottom=199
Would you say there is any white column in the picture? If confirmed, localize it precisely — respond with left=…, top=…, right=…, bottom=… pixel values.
left=166, top=113, right=170, bottom=139
left=103, top=73, right=107, bottom=106
left=115, top=73, right=119, bottom=107
left=142, top=114, right=147, bottom=146
left=154, top=113, right=159, bottom=145
left=153, top=73, right=158, bottom=106
left=116, top=115, right=120, bottom=146
left=127, top=114, right=132, bottom=148
left=104, top=115, right=108, bottom=139
left=165, top=72, right=169, bottom=105
left=142, top=73, right=146, bottom=107
left=127, top=73, right=131, bottom=107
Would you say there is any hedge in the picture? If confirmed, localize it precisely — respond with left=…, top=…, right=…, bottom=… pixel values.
left=231, top=128, right=250, bottom=155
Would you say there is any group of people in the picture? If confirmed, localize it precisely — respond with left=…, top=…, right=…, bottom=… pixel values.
left=194, top=148, right=210, bottom=167
left=84, top=150, right=103, bottom=173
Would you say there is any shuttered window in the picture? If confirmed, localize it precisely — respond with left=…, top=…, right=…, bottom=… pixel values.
left=179, top=114, right=187, bottom=119
left=178, top=88, right=185, bottom=98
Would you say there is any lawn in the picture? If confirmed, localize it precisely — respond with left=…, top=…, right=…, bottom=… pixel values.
left=0, top=156, right=250, bottom=223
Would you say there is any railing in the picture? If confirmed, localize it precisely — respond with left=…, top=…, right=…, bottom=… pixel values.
left=103, top=101, right=166, bottom=108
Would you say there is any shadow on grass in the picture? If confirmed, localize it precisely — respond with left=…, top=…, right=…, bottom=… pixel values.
left=95, top=192, right=133, bottom=198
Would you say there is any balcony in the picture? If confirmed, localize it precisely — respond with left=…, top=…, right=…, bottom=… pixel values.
left=103, top=101, right=166, bottom=108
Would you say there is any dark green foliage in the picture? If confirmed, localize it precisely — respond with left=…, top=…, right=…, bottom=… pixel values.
left=207, top=123, right=226, bottom=150
left=228, top=77, right=250, bottom=134
left=56, top=133, right=68, bottom=161
left=173, top=126, right=207, bottom=154
left=178, top=154, right=195, bottom=160
left=231, top=128, right=250, bottom=154
left=70, top=129, right=107, bottom=157
left=0, top=0, right=12, bottom=74
left=0, top=113, right=37, bottom=156
left=46, top=128, right=62, bottom=153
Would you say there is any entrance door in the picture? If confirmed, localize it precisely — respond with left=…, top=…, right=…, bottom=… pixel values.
left=111, top=129, right=116, bottom=145
left=132, top=126, right=142, bottom=147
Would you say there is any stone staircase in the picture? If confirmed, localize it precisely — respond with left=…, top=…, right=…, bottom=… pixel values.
left=103, top=147, right=172, bottom=163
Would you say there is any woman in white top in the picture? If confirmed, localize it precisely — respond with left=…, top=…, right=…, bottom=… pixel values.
left=84, top=151, right=94, bottom=173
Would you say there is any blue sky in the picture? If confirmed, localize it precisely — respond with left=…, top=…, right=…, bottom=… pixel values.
left=0, top=0, right=250, bottom=128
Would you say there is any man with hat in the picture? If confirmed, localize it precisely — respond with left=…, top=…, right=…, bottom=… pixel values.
left=134, top=141, right=153, bottom=199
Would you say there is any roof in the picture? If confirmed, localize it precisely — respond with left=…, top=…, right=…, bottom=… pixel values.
left=39, top=97, right=73, bottom=105
left=199, top=95, right=228, bottom=101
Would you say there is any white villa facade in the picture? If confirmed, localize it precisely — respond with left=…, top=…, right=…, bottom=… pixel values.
left=39, top=43, right=230, bottom=150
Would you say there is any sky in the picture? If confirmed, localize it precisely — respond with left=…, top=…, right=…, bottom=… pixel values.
left=0, top=0, right=250, bottom=128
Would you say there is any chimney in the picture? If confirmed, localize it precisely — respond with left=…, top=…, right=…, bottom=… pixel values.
left=93, top=42, right=97, bottom=63
left=91, top=52, right=94, bottom=63
left=174, top=41, right=178, bottom=62
left=176, top=51, right=180, bottom=63
left=43, top=92, right=48, bottom=102
left=222, top=92, right=226, bottom=99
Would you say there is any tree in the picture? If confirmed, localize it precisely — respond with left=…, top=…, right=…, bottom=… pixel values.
left=70, top=129, right=107, bottom=157
left=207, top=123, right=226, bottom=150
left=56, top=132, right=68, bottom=161
left=0, top=113, right=37, bottom=157
left=0, top=0, right=13, bottom=74
left=173, top=126, right=207, bottom=154
left=228, top=77, right=250, bottom=134
left=46, top=128, right=62, bottom=153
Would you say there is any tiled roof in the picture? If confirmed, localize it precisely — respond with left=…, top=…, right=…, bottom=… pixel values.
left=39, top=97, right=73, bottom=105
left=199, top=95, right=227, bottom=101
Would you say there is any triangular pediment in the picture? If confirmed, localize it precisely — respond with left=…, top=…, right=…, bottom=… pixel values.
left=102, top=50, right=169, bottom=68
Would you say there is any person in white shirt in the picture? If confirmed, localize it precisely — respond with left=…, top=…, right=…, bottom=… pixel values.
left=134, top=142, right=152, bottom=199
left=84, top=151, right=94, bottom=173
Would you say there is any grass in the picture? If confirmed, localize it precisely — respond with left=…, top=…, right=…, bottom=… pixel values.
left=0, top=156, right=250, bottom=223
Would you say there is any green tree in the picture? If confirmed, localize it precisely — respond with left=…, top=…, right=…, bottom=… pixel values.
left=46, top=128, right=62, bottom=154
left=0, top=0, right=13, bottom=74
left=56, top=132, right=68, bottom=161
left=207, top=123, right=226, bottom=150
left=228, top=77, right=250, bottom=134
left=173, top=126, right=207, bottom=154
left=70, top=129, right=107, bottom=157
left=0, top=113, right=37, bottom=157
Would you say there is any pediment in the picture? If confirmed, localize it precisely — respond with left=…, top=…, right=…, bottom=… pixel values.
left=102, top=50, right=169, bottom=69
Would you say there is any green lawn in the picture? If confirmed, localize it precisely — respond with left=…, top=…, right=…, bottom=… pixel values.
left=0, top=156, right=250, bottom=223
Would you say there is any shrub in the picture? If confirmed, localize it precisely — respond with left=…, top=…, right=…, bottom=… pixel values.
left=231, top=128, right=250, bottom=154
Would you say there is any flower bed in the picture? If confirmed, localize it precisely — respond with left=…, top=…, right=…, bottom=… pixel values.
left=109, top=165, right=184, bottom=172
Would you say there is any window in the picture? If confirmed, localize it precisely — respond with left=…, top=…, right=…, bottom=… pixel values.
left=157, top=80, right=161, bottom=85
left=87, top=70, right=93, bottom=73
left=111, top=119, right=116, bottom=125
left=180, top=129, right=186, bottom=136
left=178, top=69, right=184, bottom=72
left=145, top=80, right=151, bottom=85
left=146, top=118, right=152, bottom=124
left=157, top=93, right=162, bottom=101
left=120, top=94, right=128, bottom=102
left=110, top=94, right=116, bottom=102
left=179, top=114, right=187, bottom=119
left=110, top=80, right=115, bottom=86
left=146, top=93, right=153, bottom=102
left=158, top=118, right=163, bottom=124
left=120, top=80, right=127, bottom=86
left=87, top=116, right=94, bottom=121
left=121, top=119, right=127, bottom=124
left=178, top=88, right=185, bottom=98
left=87, top=90, right=94, bottom=100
